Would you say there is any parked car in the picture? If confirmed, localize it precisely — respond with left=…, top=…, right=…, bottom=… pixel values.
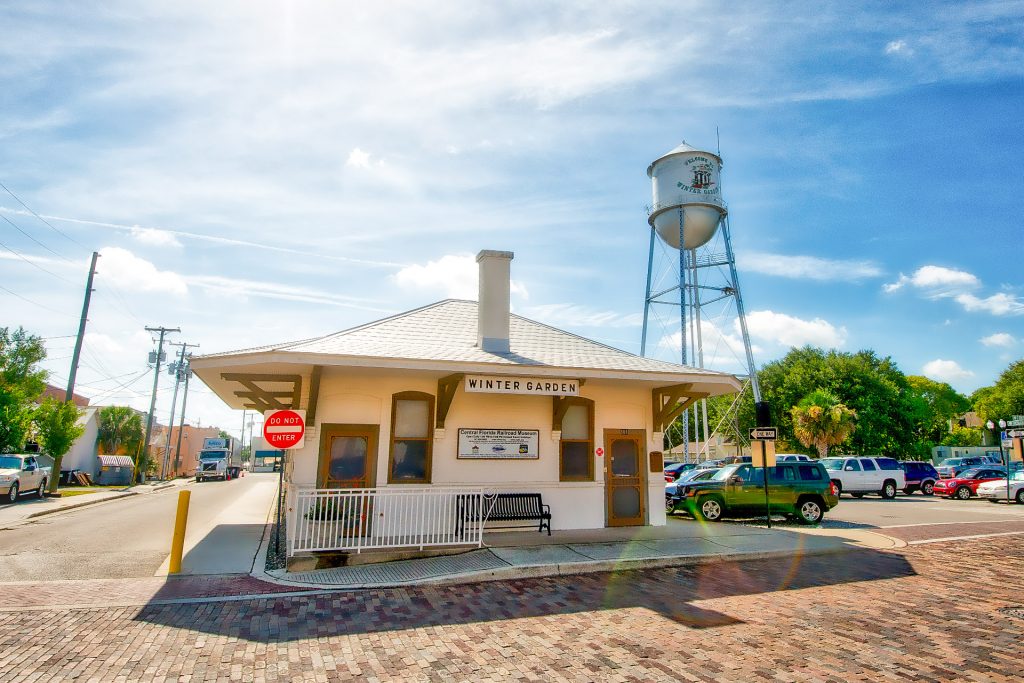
left=0, top=454, right=52, bottom=503
left=776, top=454, right=813, bottom=462
left=664, top=462, right=699, bottom=482
left=935, top=456, right=1001, bottom=479
left=818, top=456, right=906, bottom=498
left=665, top=467, right=721, bottom=513
left=976, top=471, right=1024, bottom=504
left=678, top=462, right=839, bottom=524
left=933, top=467, right=1006, bottom=500
left=720, top=455, right=752, bottom=465
left=901, top=461, right=939, bottom=495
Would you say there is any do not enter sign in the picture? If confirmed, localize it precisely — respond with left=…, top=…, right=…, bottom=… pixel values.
left=263, top=409, right=306, bottom=450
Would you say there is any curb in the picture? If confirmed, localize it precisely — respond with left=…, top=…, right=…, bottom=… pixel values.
left=252, top=541, right=860, bottom=592
left=28, top=491, right=138, bottom=519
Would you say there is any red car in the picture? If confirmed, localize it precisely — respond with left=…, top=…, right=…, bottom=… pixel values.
left=933, top=467, right=1007, bottom=500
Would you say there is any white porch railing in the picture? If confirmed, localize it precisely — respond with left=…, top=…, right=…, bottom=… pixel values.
left=289, top=487, right=495, bottom=556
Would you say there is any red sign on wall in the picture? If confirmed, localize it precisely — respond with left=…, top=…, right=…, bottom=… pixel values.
left=263, top=409, right=306, bottom=450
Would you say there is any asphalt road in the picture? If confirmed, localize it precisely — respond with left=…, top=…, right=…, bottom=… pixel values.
left=825, top=490, right=1024, bottom=527
left=0, top=472, right=279, bottom=581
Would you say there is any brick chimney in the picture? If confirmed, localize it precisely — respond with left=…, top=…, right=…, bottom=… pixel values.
left=476, top=250, right=513, bottom=353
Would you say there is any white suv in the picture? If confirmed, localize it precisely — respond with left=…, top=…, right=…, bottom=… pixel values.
left=819, top=456, right=907, bottom=499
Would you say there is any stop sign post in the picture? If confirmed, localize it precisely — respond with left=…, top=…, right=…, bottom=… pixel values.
left=263, top=409, right=306, bottom=450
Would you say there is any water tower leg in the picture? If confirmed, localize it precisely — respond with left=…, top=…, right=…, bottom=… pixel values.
left=678, top=209, right=690, bottom=461
left=640, top=225, right=657, bottom=357
left=722, top=216, right=762, bottom=403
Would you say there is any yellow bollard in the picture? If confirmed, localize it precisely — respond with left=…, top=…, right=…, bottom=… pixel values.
left=168, top=490, right=191, bottom=574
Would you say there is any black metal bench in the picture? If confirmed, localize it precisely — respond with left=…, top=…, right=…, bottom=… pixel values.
left=457, top=492, right=552, bottom=537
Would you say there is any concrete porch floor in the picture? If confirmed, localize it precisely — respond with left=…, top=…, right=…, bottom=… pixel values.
left=264, top=518, right=902, bottom=590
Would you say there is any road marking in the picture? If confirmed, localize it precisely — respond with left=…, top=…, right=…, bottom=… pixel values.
left=908, top=530, right=1024, bottom=545
left=880, top=518, right=1024, bottom=528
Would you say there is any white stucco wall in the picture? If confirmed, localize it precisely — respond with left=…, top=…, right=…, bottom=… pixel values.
left=286, top=371, right=666, bottom=531
left=61, top=409, right=99, bottom=473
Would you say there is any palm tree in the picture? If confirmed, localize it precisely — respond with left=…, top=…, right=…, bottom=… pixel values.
left=97, top=406, right=144, bottom=455
left=790, top=389, right=857, bottom=458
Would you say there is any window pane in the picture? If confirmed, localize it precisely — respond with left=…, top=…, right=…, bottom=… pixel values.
left=391, top=440, right=427, bottom=480
left=561, top=441, right=590, bottom=479
left=329, top=436, right=367, bottom=481
left=612, top=487, right=640, bottom=518
left=610, top=439, right=638, bottom=476
left=394, top=399, right=429, bottom=438
left=799, top=465, right=822, bottom=481
left=860, top=459, right=876, bottom=471
left=561, top=405, right=589, bottom=440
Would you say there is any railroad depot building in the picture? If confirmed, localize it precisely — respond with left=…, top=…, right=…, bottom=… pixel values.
left=190, top=251, right=740, bottom=557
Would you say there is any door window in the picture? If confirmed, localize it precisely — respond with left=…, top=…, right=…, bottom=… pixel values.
left=844, top=459, right=862, bottom=471
left=860, top=459, right=876, bottom=471
left=328, top=436, right=367, bottom=481
left=610, top=439, right=638, bottom=476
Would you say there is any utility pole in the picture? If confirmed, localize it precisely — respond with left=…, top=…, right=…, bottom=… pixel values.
left=141, top=326, right=179, bottom=483
left=162, top=342, right=198, bottom=479
left=172, top=353, right=195, bottom=477
left=65, top=252, right=99, bottom=404
left=51, top=251, right=99, bottom=493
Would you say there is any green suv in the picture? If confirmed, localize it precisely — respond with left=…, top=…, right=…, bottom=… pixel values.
left=679, top=462, right=840, bottom=524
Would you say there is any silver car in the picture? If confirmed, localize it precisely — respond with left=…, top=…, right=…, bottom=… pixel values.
left=0, top=454, right=51, bottom=503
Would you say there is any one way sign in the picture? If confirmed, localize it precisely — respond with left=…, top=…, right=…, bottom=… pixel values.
left=749, top=427, right=778, bottom=440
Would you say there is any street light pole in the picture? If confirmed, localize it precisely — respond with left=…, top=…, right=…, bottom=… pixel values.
left=987, top=419, right=1009, bottom=504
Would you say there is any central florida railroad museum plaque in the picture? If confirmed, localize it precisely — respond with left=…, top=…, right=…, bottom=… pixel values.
left=458, top=428, right=540, bottom=459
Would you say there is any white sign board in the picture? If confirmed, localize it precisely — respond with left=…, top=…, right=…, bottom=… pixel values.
left=749, top=427, right=778, bottom=440
left=1007, top=429, right=1024, bottom=439
left=457, top=428, right=539, bottom=459
left=464, top=375, right=579, bottom=397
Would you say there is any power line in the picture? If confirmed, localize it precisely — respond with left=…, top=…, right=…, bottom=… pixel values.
left=1, top=213, right=73, bottom=263
left=0, top=284, right=76, bottom=317
left=0, top=180, right=89, bottom=251
left=0, top=239, right=76, bottom=284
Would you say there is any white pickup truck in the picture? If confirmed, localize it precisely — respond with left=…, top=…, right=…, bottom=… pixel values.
left=0, top=454, right=52, bottom=503
left=819, top=456, right=906, bottom=499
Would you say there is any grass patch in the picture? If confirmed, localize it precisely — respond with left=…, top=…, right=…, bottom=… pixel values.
left=58, top=489, right=99, bottom=497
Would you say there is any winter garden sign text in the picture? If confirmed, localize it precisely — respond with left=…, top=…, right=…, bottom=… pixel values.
left=464, top=375, right=579, bottom=397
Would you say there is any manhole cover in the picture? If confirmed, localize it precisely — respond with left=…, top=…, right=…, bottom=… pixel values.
left=998, top=606, right=1024, bottom=620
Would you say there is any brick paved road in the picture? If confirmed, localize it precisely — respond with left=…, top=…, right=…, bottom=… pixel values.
left=2, top=537, right=1022, bottom=682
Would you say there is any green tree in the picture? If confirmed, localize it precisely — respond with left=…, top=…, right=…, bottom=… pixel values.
left=34, top=397, right=85, bottom=493
left=905, top=375, right=972, bottom=453
left=790, top=389, right=858, bottom=457
left=973, top=359, right=1024, bottom=422
left=0, top=327, right=48, bottom=453
left=941, top=425, right=982, bottom=447
left=97, top=406, right=144, bottom=455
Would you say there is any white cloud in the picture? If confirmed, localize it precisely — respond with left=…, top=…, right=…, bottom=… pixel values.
left=922, top=359, right=975, bottom=384
left=885, top=40, right=910, bottom=55
left=955, top=292, right=1024, bottom=316
left=656, top=320, right=762, bottom=371
left=97, top=247, right=188, bottom=295
left=745, top=310, right=848, bottom=348
left=523, top=303, right=641, bottom=328
left=883, top=265, right=980, bottom=296
left=346, top=148, right=373, bottom=168
left=393, top=253, right=528, bottom=300
left=84, top=332, right=124, bottom=354
left=980, top=332, right=1016, bottom=348
left=739, top=253, right=883, bottom=281
left=130, top=225, right=182, bottom=247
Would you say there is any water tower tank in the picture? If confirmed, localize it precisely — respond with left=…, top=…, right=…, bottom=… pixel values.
left=647, top=142, right=727, bottom=250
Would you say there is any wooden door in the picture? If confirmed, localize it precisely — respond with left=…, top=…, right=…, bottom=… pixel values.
left=604, top=429, right=646, bottom=526
left=318, top=424, right=379, bottom=489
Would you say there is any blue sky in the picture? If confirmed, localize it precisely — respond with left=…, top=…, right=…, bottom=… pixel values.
left=2, top=1, right=1022, bottom=437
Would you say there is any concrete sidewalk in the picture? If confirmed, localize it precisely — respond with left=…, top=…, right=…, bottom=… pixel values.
left=0, top=477, right=190, bottom=527
left=260, top=521, right=902, bottom=590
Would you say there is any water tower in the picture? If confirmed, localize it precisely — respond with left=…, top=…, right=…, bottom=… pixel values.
left=641, top=141, right=762, bottom=460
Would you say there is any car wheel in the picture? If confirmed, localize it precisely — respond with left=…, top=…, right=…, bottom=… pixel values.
left=955, top=486, right=972, bottom=500
left=665, top=496, right=676, bottom=514
left=832, top=480, right=843, bottom=498
left=921, top=481, right=935, bottom=496
left=6, top=482, right=18, bottom=503
left=1016, top=489, right=1024, bottom=505
left=696, top=497, right=723, bottom=522
left=881, top=481, right=897, bottom=499
left=797, top=498, right=823, bottom=525
left=36, top=478, right=46, bottom=497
